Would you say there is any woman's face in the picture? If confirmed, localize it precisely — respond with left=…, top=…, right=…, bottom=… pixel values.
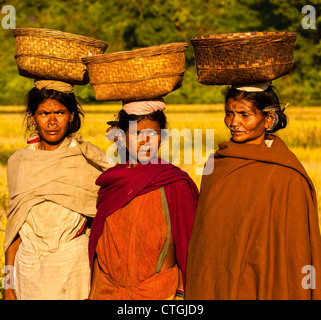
left=31, top=99, right=73, bottom=150
left=126, top=119, right=161, bottom=166
left=224, top=98, right=271, bottom=145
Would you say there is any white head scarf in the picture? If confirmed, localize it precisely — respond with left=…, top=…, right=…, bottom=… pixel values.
left=234, top=81, right=271, bottom=92
left=122, top=98, right=166, bottom=115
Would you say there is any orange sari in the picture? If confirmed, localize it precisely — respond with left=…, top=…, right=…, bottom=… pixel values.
left=90, top=188, right=179, bottom=300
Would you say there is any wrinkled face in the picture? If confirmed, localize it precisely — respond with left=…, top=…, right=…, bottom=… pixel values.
left=126, top=119, right=161, bottom=165
left=224, top=98, right=271, bottom=145
left=31, top=99, right=73, bottom=150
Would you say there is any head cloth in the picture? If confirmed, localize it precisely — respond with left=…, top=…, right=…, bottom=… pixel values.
left=122, top=98, right=166, bottom=115
left=34, top=80, right=74, bottom=93
left=234, top=81, right=271, bottom=92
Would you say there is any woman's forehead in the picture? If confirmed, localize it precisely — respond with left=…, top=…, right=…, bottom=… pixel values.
left=128, top=119, right=161, bottom=131
left=225, top=98, right=257, bottom=112
left=37, top=99, right=68, bottom=111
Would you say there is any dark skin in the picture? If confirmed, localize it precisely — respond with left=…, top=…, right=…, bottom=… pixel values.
left=3, top=236, right=21, bottom=300
left=31, top=99, right=73, bottom=151
left=88, top=120, right=183, bottom=299
left=224, top=98, right=274, bottom=145
left=3, top=98, right=73, bottom=300
left=126, top=119, right=161, bottom=166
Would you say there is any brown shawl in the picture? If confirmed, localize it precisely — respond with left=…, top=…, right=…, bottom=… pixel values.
left=185, top=135, right=321, bottom=300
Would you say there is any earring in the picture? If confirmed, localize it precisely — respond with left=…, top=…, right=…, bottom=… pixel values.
left=266, top=113, right=279, bottom=132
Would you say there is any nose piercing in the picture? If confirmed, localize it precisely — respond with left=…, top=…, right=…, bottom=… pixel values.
left=228, top=124, right=239, bottom=130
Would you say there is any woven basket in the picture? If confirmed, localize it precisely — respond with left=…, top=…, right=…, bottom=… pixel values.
left=191, top=31, right=297, bottom=86
left=82, top=42, right=188, bottom=101
left=13, top=28, right=108, bottom=85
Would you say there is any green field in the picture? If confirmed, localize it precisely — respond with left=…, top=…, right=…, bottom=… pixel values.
left=1, top=104, right=321, bottom=298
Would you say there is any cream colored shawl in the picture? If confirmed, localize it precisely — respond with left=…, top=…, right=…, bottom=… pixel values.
left=5, top=140, right=113, bottom=251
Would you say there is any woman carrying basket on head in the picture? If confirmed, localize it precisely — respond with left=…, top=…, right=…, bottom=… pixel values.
left=185, top=82, right=321, bottom=300
left=4, top=81, right=112, bottom=300
left=87, top=99, right=199, bottom=300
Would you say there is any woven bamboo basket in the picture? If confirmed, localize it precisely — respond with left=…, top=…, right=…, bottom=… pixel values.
left=13, top=28, right=108, bottom=85
left=191, top=31, right=297, bottom=85
left=82, top=42, right=188, bottom=101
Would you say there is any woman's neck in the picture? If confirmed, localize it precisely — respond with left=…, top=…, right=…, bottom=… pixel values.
left=37, top=136, right=68, bottom=151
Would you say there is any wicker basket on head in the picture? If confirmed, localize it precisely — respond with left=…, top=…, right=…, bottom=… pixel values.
left=13, top=28, right=108, bottom=85
left=82, top=42, right=188, bottom=101
left=191, top=31, right=297, bottom=86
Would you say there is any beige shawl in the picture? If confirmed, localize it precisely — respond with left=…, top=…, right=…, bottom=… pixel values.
left=5, top=140, right=112, bottom=251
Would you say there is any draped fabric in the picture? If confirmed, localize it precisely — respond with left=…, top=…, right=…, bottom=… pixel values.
left=186, top=135, right=321, bottom=300
left=89, top=159, right=199, bottom=287
left=5, top=137, right=112, bottom=299
left=5, top=138, right=112, bottom=251
left=91, top=189, right=178, bottom=300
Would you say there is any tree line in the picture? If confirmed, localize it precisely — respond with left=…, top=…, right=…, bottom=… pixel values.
left=0, top=0, right=320, bottom=106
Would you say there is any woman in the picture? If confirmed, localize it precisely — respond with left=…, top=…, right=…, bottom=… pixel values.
left=4, top=80, right=112, bottom=300
left=185, top=82, right=321, bottom=300
left=88, top=99, right=199, bottom=300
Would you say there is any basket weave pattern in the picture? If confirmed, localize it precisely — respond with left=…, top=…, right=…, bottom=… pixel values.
left=191, top=32, right=297, bottom=85
left=14, top=28, right=108, bottom=85
left=83, top=42, right=187, bottom=101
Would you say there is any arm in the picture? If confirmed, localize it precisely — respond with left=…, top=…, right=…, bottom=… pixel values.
left=3, top=235, right=21, bottom=300
left=173, top=268, right=184, bottom=300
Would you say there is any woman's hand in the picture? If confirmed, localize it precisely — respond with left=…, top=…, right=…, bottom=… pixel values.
left=174, top=268, right=184, bottom=300
left=3, top=235, right=21, bottom=300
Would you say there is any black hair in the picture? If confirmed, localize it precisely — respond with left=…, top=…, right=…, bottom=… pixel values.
left=117, top=109, right=168, bottom=134
left=224, top=85, right=287, bottom=133
left=24, top=87, right=84, bottom=135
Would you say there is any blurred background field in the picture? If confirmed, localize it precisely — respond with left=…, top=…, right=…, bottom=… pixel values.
left=0, top=0, right=320, bottom=107
left=1, top=104, right=321, bottom=292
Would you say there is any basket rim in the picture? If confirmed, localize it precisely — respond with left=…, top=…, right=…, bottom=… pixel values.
left=191, top=31, right=297, bottom=43
left=13, top=27, right=108, bottom=49
left=82, top=42, right=188, bottom=64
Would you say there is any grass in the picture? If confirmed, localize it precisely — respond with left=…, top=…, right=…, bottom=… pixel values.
left=1, top=104, right=321, bottom=298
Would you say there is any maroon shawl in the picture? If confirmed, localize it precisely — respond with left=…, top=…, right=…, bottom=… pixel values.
left=88, top=159, right=199, bottom=286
